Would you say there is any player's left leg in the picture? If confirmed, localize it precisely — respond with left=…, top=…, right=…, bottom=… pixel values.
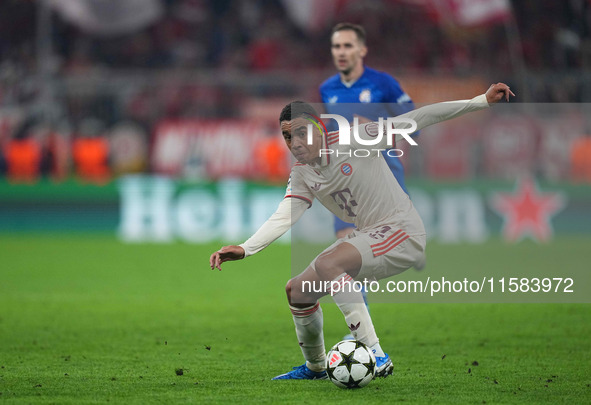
left=312, top=243, right=386, bottom=361
left=272, top=265, right=327, bottom=380
left=334, top=229, right=426, bottom=378
left=334, top=217, right=371, bottom=339
left=273, top=241, right=365, bottom=380
left=289, top=239, right=387, bottom=366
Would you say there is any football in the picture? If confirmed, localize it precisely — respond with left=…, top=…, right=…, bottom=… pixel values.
left=325, top=340, right=376, bottom=389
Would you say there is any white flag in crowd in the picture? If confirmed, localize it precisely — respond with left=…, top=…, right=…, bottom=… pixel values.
left=400, top=0, right=512, bottom=27
left=46, top=0, right=164, bottom=37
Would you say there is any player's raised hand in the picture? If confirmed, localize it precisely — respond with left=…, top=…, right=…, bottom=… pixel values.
left=209, top=245, right=245, bottom=271
left=485, top=82, right=515, bottom=104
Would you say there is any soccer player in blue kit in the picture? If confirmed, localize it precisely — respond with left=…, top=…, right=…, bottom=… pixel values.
left=320, top=23, right=420, bottom=338
left=320, top=22, right=417, bottom=239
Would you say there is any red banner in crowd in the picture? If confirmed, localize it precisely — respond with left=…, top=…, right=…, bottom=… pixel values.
left=151, top=109, right=584, bottom=183
left=151, top=119, right=290, bottom=181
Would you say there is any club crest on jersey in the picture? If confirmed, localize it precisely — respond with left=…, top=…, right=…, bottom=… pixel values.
left=359, top=89, right=372, bottom=103
left=340, top=163, right=353, bottom=176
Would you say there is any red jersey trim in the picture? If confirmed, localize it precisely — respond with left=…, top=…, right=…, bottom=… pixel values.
left=327, top=132, right=339, bottom=148
left=285, top=195, right=312, bottom=207
left=320, top=134, right=330, bottom=165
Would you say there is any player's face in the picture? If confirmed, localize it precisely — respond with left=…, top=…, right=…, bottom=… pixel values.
left=281, top=117, right=322, bottom=165
left=331, top=30, right=367, bottom=75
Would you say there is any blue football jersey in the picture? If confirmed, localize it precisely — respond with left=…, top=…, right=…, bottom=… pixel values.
left=319, top=66, right=416, bottom=194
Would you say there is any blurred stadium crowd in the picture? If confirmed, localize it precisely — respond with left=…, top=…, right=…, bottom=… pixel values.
left=1, top=0, right=591, bottom=183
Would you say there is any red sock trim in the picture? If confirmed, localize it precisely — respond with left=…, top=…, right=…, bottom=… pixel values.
left=290, top=302, right=320, bottom=317
left=330, top=273, right=354, bottom=295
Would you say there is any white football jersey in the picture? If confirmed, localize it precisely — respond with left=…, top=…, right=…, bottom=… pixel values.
left=241, top=94, right=489, bottom=257
left=286, top=125, right=425, bottom=236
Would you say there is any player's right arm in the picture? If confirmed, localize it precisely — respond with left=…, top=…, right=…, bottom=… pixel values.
left=209, top=171, right=313, bottom=271
left=209, top=197, right=309, bottom=270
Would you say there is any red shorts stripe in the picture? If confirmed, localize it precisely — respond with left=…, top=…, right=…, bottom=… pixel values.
left=372, top=231, right=407, bottom=255
left=330, top=274, right=354, bottom=294
left=372, top=235, right=410, bottom=257
left=372, top=232, right=407, bottom=254
left=370, top=230, right=404, bottom=249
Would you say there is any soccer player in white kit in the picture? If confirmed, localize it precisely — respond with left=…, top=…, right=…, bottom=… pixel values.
left=210, top=83, right=514, bottom=380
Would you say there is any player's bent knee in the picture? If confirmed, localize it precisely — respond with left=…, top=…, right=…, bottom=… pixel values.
left=287, top=278, right=317, bottom=307
left=285, top=279, right=293, bottom=301
left=286, top=278, right=304, bottom=306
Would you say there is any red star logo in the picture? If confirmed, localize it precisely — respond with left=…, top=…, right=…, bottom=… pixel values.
left=491, top=178, right=565, bottom=242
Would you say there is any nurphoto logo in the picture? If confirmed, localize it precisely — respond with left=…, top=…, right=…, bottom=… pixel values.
left=306, top=114, right=418, bottom=158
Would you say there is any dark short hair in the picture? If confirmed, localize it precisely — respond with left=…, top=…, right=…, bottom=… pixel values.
left=279, top=101, right=319, bottom=123
left=331, top=22, right=366, bottom=44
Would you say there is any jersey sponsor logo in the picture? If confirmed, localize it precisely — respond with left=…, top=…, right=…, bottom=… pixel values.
left=359, top=89, right=372, bottom=103
left=340, top=163, right=353, bottom=176
left=330, top=187, right=358, bottom=217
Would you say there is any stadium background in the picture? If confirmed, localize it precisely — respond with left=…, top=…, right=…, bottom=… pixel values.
left=1, top=0, right=590, bottom=403
left=1, top=0, right=590, bottom=243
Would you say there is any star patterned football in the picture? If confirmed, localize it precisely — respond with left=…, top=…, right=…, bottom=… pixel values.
left=325, top=340, right=376, bottom=388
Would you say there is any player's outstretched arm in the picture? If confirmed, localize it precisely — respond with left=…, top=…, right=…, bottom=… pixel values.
left=384, top=82, right=516, bottom=140
left=210, top=245, right=245, bottom=271
left=355, top=82, right=516, bottom=149
left=485, top=82, right=515, bottom=104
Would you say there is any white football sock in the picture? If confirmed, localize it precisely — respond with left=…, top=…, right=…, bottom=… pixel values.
left=370, top=342, right=386, bottom=358
left=290, top=302, right=326, bottom=372
left=331, top=273, right=384, bottom=356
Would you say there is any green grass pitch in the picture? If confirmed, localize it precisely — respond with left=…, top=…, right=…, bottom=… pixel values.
left=0, top=234, right=589, bottom=404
